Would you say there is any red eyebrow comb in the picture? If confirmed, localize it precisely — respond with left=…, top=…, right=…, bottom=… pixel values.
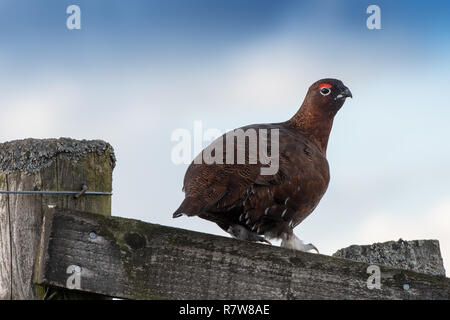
left=318, top=83, right=332, bottom=89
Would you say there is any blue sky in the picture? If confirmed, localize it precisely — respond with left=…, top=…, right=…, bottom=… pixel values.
left=1, top=1, right=450, bottom=272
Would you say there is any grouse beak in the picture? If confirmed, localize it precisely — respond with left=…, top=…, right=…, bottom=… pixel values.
left=335, top=87, right=352, bottom=100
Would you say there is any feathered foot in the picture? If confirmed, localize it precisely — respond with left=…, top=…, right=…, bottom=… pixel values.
left=227, top=224, right=271, bottom=245
left=280, top=233, right=319, bottom=253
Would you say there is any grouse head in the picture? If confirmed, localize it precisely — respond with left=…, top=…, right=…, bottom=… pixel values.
left=290, top=78, right=352, bottom=153
left=304, top=78, right=352, bottom=117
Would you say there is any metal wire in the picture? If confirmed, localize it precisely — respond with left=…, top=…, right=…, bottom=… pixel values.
left=0, top=183, right=111, bottom=199
left=0, top=191, right=112, bottom=195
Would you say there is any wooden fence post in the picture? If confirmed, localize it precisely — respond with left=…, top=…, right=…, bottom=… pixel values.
left=0, top=138, right=115, bottom=299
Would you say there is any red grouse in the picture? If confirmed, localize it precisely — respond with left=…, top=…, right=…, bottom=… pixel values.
left=173, top=78, right=352, bottom=252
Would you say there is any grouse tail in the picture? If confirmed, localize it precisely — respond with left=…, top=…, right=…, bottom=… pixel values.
left=172, top=197, right=202, bottom=218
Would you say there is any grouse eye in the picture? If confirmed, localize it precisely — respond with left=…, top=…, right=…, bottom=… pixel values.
left=320, top=87, right=331, bottom=96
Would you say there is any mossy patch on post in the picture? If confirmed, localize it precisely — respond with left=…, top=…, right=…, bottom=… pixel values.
left=35, top=208, right=450, bottom=300
left=0, top=138, right=115, bottom=300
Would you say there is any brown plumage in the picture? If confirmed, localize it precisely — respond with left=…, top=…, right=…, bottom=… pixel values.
left=173, top=78, right=352, bottom=252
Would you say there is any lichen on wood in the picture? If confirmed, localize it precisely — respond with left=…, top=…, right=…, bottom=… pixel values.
left=0, top=138, right=115, bottom=300
left=333, top=239, right=446, bottom=277
left=0, top=138, right=116, bottom=175
left=35, top=208, right=450, bottom=300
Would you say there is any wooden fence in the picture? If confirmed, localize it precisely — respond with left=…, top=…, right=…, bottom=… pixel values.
left=1, top=138, right=449, bottom=300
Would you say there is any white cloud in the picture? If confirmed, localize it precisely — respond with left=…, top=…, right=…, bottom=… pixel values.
left=0, top=83, right=78, bottom=140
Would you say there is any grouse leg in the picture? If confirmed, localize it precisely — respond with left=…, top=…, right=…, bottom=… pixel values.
left=280, top=233, right=319, bottom=253
left=227, top=224, right=271, bottom=245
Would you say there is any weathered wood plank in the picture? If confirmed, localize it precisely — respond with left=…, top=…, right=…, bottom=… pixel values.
left=35, top=208, right=450, bottom=300
left=8, top=172, right=42, bottom=299
left=0, top=138, right=115, bottom=299
left=0, top=173, right=11, bottom=299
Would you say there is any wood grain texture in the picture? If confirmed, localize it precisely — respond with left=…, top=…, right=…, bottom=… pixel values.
left=0, top=138, right=115, bottom=299
left=36, top=208, right=450, bottom=300
left=8, top=172, right=42, bottom=299
left=0, top=173, right=11, bottom=299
